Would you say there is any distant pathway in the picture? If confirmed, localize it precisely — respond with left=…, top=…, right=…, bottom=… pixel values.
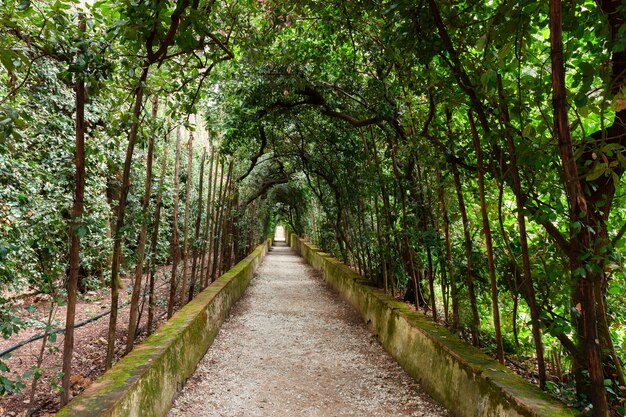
left=170, top=242, right=449, bottom=417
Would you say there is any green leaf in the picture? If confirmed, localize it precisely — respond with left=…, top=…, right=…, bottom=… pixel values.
left=574, top=92, right=588, bottom=108
left=76, top=226, right=88, bottom=238
left=17, top=0, right=31, bottom=11
left=607, top=286, right=621, bottom=295
left=521, top=125, right=534, bottom=138
left=476, top=34, right=488, bottom=51
left=585, top=162, right=607, bottom=181
left=580, top=62, right=594, bottom=77
left=602, top=143, right=623, bottom=153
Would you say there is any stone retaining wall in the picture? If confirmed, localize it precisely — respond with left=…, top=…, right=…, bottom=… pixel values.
left=286, top=231, right=578, bottom=417
left=57, top=239, right=272, bottom=417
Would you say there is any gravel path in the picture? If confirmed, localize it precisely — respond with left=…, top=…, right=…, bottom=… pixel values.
left=170, top=242, right=449, bottom=417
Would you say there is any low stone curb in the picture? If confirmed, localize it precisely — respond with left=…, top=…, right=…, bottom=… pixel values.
left=57, top=239, right=272, bottom=417
left=287, top=231, right=578, bottom=417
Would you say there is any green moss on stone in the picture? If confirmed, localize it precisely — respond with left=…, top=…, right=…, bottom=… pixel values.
left=294, top=237, right=580, bottom=417
left=57, top=241, right=270, bottom=417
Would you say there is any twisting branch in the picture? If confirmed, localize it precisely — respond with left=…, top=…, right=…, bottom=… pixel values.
left=206, top=32, right=235, bottom=59
left=297, top=86, right=383, bottom=127
left=238, top=124, right=268, bottom=182
left=244, top=167, right=293, bottom=206
left=148, top=0, right=193, bottom=63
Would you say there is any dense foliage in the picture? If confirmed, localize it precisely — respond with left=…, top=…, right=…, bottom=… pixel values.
left=1, top=0, right=625, bottom=416
left=215, top=1, right=626, bottom=416
left=0, top=0, right=274, bottom=412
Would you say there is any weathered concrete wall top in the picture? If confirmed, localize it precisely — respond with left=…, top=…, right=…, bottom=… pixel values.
left=57, top=239, right=271, bottom=417
left=286, top=231, right=579, bottom=417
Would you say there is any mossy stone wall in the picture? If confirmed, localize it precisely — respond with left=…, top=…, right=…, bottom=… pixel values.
left=57, top=239, right=272, bottom=417
left=287, top=234, right=579, bottom=417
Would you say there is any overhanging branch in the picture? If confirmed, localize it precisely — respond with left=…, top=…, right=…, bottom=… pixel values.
left=238, top=124, right=268, bottom=182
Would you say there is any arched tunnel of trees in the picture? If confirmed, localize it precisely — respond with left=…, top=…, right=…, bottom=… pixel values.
left=1, top=0, right=626, bottom=416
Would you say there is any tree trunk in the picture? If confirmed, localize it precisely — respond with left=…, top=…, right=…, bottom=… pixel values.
left=451, top=162, right=480, bottom=346
left=30, top=304, right=55, bottom=412
left=60, top=16, right=86, bottom=403
left=417, top=165, right=437, bottom=321
left=204, top=148, right=221, bottom=286
left=105, top=63, right=150, bottom=370
left=188, top=147, right=206, bottom=302
left=549, top=1, right=606, bottom=412
left=146, top=122, right=170, bottom=334
left=386, top=136, right=424, bottom=308
left=468, top=110, right=504, bottom=363
left=125, top=95, right=158, bottom=354
left=373, top=193, right=388, bottom=291
left=497, top=75, right=547, bottom=388
left=167, top=128, right=182, bottom=319
left=218, top=161, right=234, bottom=276
left=180, top=125, right=194, bottom=305
left=210, top=159, right=226, bottom=282
left=230, top=190, right=239, bottom=267
left=199, top=146, right=215, bottom=289
left=357, top=189, right=373, bottom=279
left=437, top=166, right=457, bottom=328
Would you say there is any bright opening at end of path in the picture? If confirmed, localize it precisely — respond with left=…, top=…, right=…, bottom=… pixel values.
left=274, top=225, right=286, bottom=241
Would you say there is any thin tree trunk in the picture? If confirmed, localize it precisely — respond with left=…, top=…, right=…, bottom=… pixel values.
left=496, top=181, right=521, bottom=349
left=218, top=161, right=234, bottom=276
left=418, top=166, right=437, bottom=321
left=437, top=167, right=454, bottom=326
left=146, top=122, right=170, bottom=334
left=351, top=189, right=367, bottom=277
left=358, top=191, right=373, bottom=279
left=60, top=14, right=86, bottom=406
left=439, top=248, right=449, bottom=324
left=372, top=193, right=387, bottom=290
left=167, top=128, right=182, bottom=318
left=204, top=148, right=221, bottom=286
left=387, top=136, right=423, bottom=307
left=180, top=125, right=194, bottom=305
left=105, top=66, right=149, bottom=370
left=126, top=95, right=158, bottom=354
left=368, top=126, right=394, bottom=295
left=451, top=162, right=480, bottom=346
left=344, top=208, right=362, bottom=274
left=426, top=247, right=436, bottom=319
left=512, top=285, right=519, bottom=347
left=231, top=192, right=241, bottom=263
left=497, top=75, right=546, bottom=387
left=468, top=110, right=505, bottom=363
left=28, top=303, right=55, bottom=414
left=210, top=159, right=226, bottom=282
left=442, top=120, right=460, bottom=331
left=188, top=147, right=206, bottom=302
left=199, top=147, right=215, bottom=289
left=225, top=182, right=236, bottom=270
left=596, top=283, right=625, bottom=386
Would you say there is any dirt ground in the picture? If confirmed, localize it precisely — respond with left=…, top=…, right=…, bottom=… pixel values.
left=0, top=266, right=176, bottom=417
left=170, top=242, right=450, bottom=417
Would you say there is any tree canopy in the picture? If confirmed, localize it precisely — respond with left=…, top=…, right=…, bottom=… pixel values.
left=1, top=0, right=625, bottom=415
